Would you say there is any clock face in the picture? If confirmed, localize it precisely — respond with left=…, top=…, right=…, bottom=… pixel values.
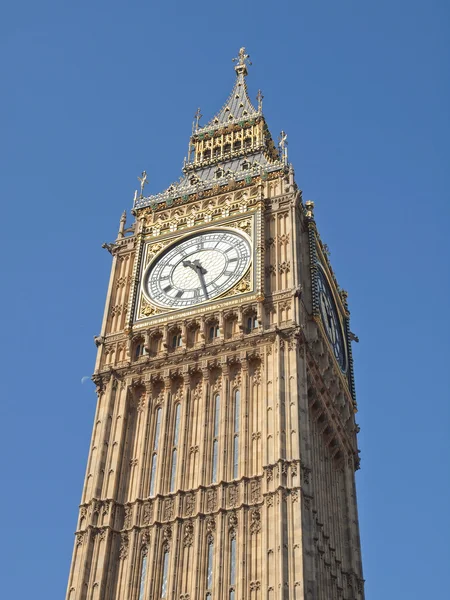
left=316, top=267, right=347, bottom=372
left=145, top=229, right=251, bottom=309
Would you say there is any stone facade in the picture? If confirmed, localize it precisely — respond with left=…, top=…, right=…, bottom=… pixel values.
left=66, top=49, right=364, bottom=600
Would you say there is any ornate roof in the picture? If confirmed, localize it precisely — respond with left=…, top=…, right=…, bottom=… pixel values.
left=134, top=48, right=285, bottom=211
left=198, top=49, right=260, bottom=133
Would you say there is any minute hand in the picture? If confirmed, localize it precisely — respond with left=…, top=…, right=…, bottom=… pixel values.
left=196, top=267, right=209, bottom=300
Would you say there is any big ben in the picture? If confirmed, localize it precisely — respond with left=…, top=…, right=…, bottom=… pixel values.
left=66, top=48, right=365, bottom=600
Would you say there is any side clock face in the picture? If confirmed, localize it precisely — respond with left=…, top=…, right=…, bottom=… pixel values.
left=316, top=267, right=347, bottom=372
left=145, top=229, right=251, bottom=309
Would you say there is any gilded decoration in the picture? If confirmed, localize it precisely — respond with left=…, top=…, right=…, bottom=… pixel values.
left=71, top=47, right=364, bottom=600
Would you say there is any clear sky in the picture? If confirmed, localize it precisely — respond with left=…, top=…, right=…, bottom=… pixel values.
left=1, top=1, right=449, bottom=598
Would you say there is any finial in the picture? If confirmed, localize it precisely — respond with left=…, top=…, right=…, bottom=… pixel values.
left=137, top=170, right=149, bottom=198
left=193, top=107, right=202, bottom=133
left=233, top=47, right=252, bottom=76
left=118, top=210, right=127, bottom=238
left=278, top=131, right=288, bottom=164
left=305, top=200, right=315, bottom=219
left=256, top=89, right=264, bottom=112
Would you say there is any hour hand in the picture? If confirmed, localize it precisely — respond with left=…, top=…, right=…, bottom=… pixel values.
left=182, top=259, right=195, bottom=270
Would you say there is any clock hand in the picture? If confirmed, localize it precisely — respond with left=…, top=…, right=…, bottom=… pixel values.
left=182, top=259, right=209, bottom=299
left=197, top=268, right=209, bottom=300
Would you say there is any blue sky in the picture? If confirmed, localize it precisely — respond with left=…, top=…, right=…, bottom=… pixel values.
left=1, top=1, right=449, bottom=598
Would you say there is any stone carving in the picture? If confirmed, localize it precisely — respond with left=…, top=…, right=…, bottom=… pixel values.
left=119, top=533, right=129, bottom=559
left=229, top=485, right=239, bottom=507
left=301, top=464, right=312, bottom=485
left=141, top=529, right=150, bottom=550
left=185, top=494, right=195, bottom=517
left=142, top=501, right=153, bottom=525
left=250, top=509, right=261, bottom=535
left=76, top=532, right=85, bottom=547
left=250, top=581, right=261, bottom=591
left=164, top=499, right=174, bottom=521
left=183, top=521, right=194, bottom=547
left=251, top=480, right=261, bottom=503
left=228, top=511, right=238, bottom=530
left=124, top=506, right=132, bottom=529
left=206, top=516, right=215, bottom=536
left=291, top=490, right=299, bottom=503
left=266, top=466, right=274, bottom=482
left=207, top=489, right=217, bottom=512
left=266, top=494, right=274, bottom=507
left=163, top=526, right=172, bottom=543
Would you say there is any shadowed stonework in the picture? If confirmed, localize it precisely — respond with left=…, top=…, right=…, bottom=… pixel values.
left=66, top=48, right=364, bottom=600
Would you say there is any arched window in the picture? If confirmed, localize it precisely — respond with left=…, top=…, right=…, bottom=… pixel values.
left=206, top=538, right=214, bottom=597
left=172, top=333, right=182, bottom=348
left=224, top=143, right=231, bottom=154
left=234, top=140, right=242, bottom=151
left=233, top=390, right=240, bottom=479
left=135, top=342, right=146, bottom=359
left=209, top=324, right=220, bottom=340
left=170, top=403, right=181, bottom=492
left=229, top=536, right=237, bottom=599
left=213, top=147, right=221, bottom=158
left=149, top=407, right=162, bottom=496
left=161, top=549, right=170, bottom=598
left=138, top=552, right=147, bottom=600
left=246, top=315, right=258, bottom=333
left=212, top=394, right=220, bottom=483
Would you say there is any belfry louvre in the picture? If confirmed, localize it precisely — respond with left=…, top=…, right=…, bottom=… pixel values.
left=66, top=48, right=365, bottom=600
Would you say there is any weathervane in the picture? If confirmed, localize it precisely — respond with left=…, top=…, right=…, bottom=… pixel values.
left=278, top=131, right=288, bottom=164
left=137, top=170, right=149, bottom=198
left=233, top=47, right=252, bottom=75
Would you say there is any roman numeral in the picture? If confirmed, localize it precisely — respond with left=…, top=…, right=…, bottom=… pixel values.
left=228, top=258, right=238, bottom=262
left=224, top=270, right=233, bottom=276
left=163, top=285, right=173, bottom=293
left=175, top=290, right=184, bottom=298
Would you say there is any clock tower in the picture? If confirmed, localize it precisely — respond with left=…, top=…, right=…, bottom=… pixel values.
left=66, top=48, right=365, bottom=600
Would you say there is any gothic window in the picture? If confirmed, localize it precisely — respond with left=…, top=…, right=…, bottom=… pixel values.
left=172, top=333, right=182, bottom=348
left=229, top=536, right=237, bottom=599
left=232, top=390, right=240, bottom=479
left=212, top=393, right=220, bottom=483
left=213, top=147, right=221, bottom=158
left=246, top=315, right=258, bottom=333
left=209, top=324, right=220, bottom=339
left=170, top=403, right=181, bottom=492
left=161, top=549, right=170, bottom=598
left=138, top=552, right=147, bottom=600
left=149, top=407, right=162, bottom=496
left=134, top=341, right=146, bottom=359
left=234, top=140, right=242, bottom=151
left=244, top=138, right=252, bottom=149
left=206, top=538, right=214, bottom=596
left=203, top=149, right=211, bottom=160
left=224, top=143, right=231, bottom=154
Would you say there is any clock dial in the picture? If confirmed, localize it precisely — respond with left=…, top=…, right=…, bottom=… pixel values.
left=145, top=229, right=251, bottom=308
left=316, top=267, right=347, bottom=372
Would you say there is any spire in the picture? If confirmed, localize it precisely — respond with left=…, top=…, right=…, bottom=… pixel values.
left=133, top=47, right=285, bottom=212
left=200, top=47, right=260, bottom=132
